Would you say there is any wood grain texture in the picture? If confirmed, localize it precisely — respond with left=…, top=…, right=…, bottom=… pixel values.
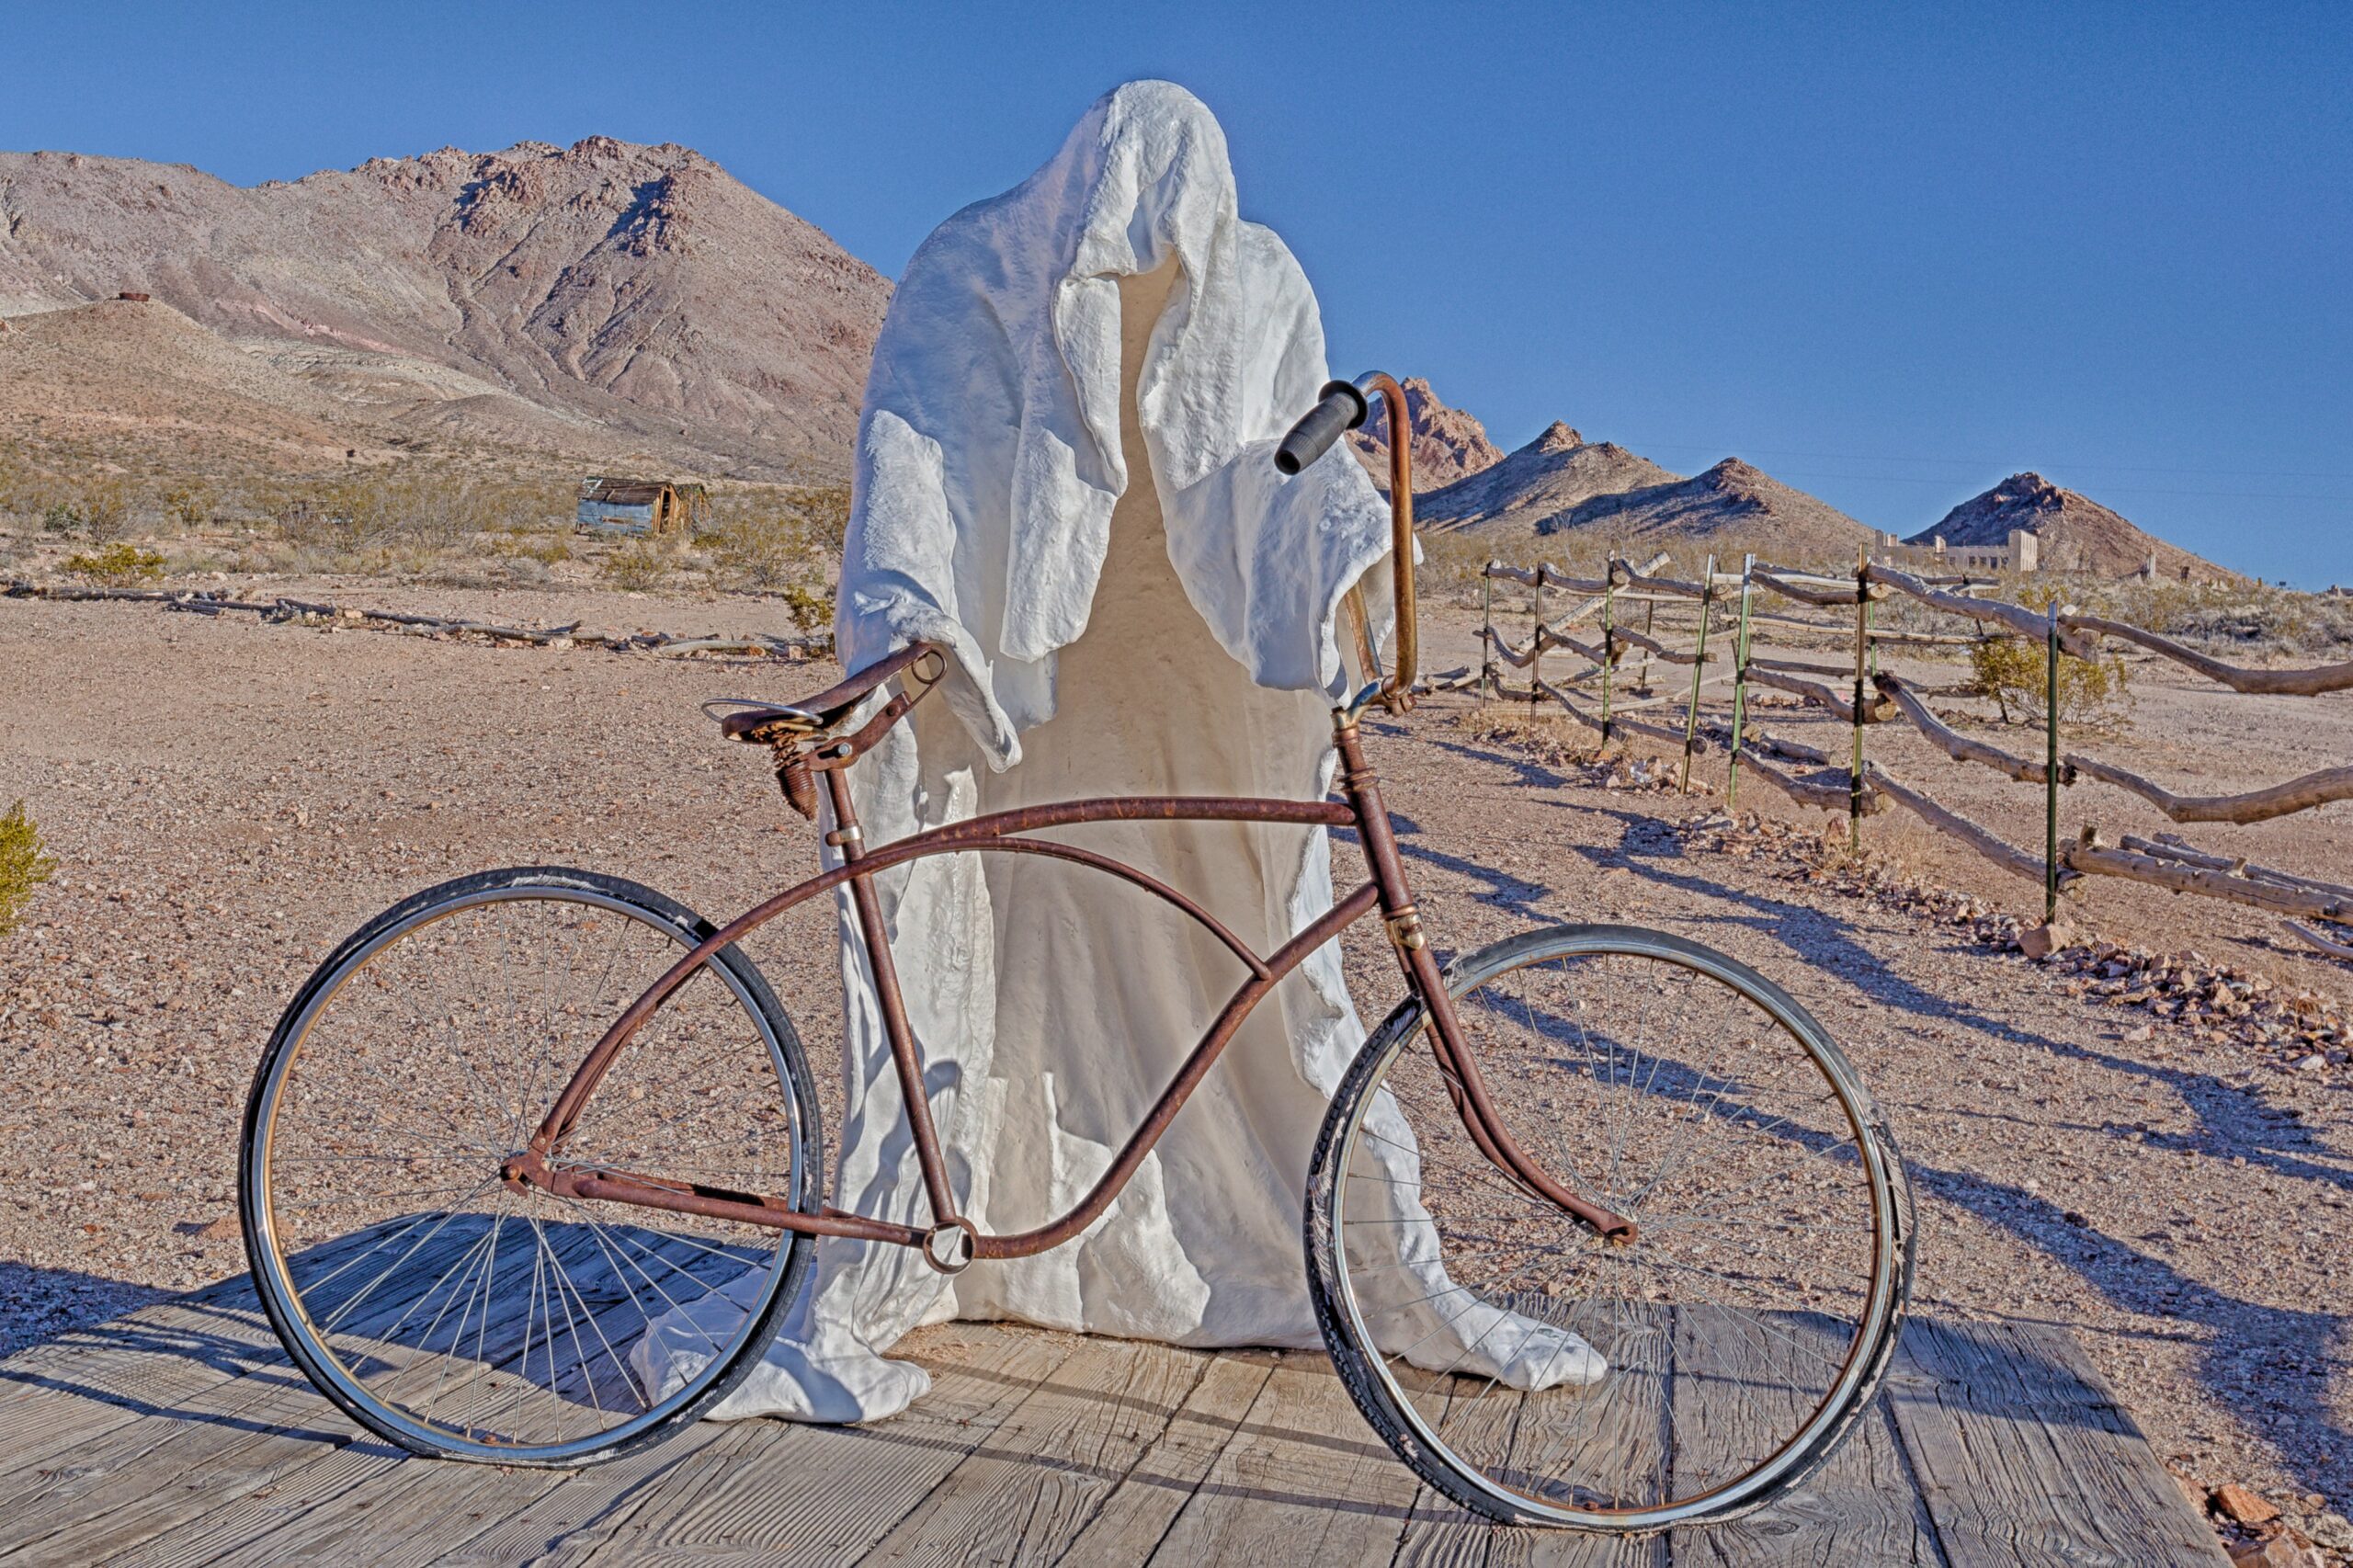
left=1142, top=1351, right=1419, bottom=1566
left=0, top=1294, right=2232, bottom=1565
left=1886, top=1319, right=2228, bottom=1567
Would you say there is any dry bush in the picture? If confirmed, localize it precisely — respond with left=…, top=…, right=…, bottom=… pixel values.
left=63, top=542, right=165, bottom=587
left=2084, top=574, right=2353, bottom=657
left=597, top=540, right=674, bottom=591
left=703, top=486, right=840, bottom=623
left=0, top=800, right=56, bottom=938
left=254, top=469, right=572, bottom=563
left=162, top=483, right=215, bottom=530
left=1967, top=606, right=2131, bottom=730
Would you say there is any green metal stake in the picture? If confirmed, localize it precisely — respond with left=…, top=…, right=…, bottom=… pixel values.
left=2045, top=601, right=2062, bottom=925
left=1727, top=554, right=1755, bottom=809
left=1529, top=565, right=1545, bottom=714
left=1480, top=564, right=1496, bottom=699
left=1599, top=561, right=1617, bottom=748
left=1849, top=551, right=1870, bottom=851
left=1679, top=553, right=1716, bottom=794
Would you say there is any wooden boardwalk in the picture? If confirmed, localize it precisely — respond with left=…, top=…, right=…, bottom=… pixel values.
left=0, top=1271, right=2225, bottom=1566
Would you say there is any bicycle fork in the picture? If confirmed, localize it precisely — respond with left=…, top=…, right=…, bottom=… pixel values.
left=1333, top=719, right=1638, bottom=1246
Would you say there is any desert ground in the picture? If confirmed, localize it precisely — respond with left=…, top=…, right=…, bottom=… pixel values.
left=2, top=574, right=2349, bottom=1558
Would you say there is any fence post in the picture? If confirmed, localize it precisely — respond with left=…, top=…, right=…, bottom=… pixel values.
left=1849, top=550, right=1870, bottom=851
left=1639, top=595, right=1657, bottom=692
left=1679, top=552, right=1715, bottom=794
left=1599, top=560, right=1619, bottom=748
left=1727, top=554, right=1755, bottom=809
left=2045, top=600, right=2062, bottom=924
left=1529, top=564, right=1545, bottom=714
left=1480, top=564, right=1496, bottom=699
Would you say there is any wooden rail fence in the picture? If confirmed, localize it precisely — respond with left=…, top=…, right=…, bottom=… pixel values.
left=1444, top=554, right=2352, bottom=952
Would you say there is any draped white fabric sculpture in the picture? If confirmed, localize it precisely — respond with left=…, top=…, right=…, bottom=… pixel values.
left=634, top=80, right=1601, bottom=1423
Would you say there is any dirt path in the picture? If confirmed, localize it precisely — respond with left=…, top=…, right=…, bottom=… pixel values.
left=3, top=585, right=2347, bottom=1554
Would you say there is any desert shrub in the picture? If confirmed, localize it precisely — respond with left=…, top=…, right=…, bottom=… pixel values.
left=0, top=800, right=56, bottom=937
left=790, top=484, right=852, bottom=555
left=2086, top=574, right=2353, bottom=657
left=40, top=502, right=81, bottom=534
left=708, top=511, right=812, bottom=588
left=162, top=483, right=214, bottom=530
left=1968, top=635, right=2129, bottom=723
left=63, top=541, right=166, bottom=587
left=598, top=540, right=674, bottom=591
left=75, top=478, right=132, bottom=542
left=780, top=582, right=833, bottom=630
left=258, top=468, right=568, bottom=557
left=487, top=526, right=569, bottom=565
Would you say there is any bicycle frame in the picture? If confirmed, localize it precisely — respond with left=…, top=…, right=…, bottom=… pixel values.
left=501, top=715, right=1635, bottom=1266
left=501, top=370, right=1634, bottom=1264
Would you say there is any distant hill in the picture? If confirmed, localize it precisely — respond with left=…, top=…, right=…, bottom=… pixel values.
left=0, top=138, right=890, bottom=476
left=1415, top=421, right=1683, bottom=534
left=1347, top=378, right=1503, bottom=491
left=1907, top=472, right=2231, bottom=580
left=1543, top=457, right=1876, bottom=562
left=0, top=294, right=631, bottom=471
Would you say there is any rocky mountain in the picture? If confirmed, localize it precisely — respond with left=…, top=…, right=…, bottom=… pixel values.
left=0, top=138, right=891, bottom=475
left=1415, top=421, right=1682, bottom=533
left=1542, top=456, right=1877, bottom=562
left=1347, top=377, right=1503, bottom=490
left=1909, top=472, right=2228, bottom=580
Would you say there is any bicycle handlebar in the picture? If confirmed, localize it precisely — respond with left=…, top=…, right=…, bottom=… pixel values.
left=1274, top=380, right=1369, bottom=475
left=1276, top=372, right=1418, bottom=711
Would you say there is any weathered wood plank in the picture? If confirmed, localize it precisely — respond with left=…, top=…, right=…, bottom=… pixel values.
left=0, top=1221, right=495, bottom=1555
left=1051, top=1350, right=1278, bottom=1565
left=1885, top=1319, right=2228, bottom=1566
left=0, top=1218, right=429, bottom=1476
left=1669, top=1307, right=1940, bottom=1566
left=1143, top=1350, right=1418, bottom=1567
left=449, top=1419, right=736, bottom=1566
left=859, top=1335, right=1207, bottom=1565
left=572, top=1323, right=1076, bottom=1564
left=102, top=1222, right=742, bottom=1568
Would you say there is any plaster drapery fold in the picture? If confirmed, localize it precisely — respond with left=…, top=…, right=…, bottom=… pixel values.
left=634, top=81, right=1601, bottom=1423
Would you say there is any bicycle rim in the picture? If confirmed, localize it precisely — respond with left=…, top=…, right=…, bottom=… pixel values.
left=242, top=869, right=820, bottom=1465
left=1308, top=925, right=1910, bottom=1529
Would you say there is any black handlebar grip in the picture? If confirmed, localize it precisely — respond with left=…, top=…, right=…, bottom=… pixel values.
left=1274, top=380, right=1370, bottom=475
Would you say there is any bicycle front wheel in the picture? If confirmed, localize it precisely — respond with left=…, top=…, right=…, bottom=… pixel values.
left=241, top=867, right=823, bottom=1466
left=1306, top=925, right=1912, bottom=1530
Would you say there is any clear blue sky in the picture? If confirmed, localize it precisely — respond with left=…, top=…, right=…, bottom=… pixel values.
left=6, top=3, right=2347, bottom=584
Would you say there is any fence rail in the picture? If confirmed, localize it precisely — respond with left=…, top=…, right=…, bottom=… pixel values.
left=1469, top=552, right=2353, bottom=949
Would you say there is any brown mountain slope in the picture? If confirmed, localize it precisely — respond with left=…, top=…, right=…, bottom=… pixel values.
left=0, top=138, right=889, bottom=475
left=1415, top=421, right=1683, bottom=534
left=1543, top=456, right=1876, bottom=562
left=1908, top=472, right=2230, bottom=580
left=0, top=295, right=624, bottom=469
left=1347, top=377, right=1503, bottom=490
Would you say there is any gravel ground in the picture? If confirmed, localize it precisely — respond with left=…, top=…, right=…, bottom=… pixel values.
left=2, top=580, right=2347, bottom=1557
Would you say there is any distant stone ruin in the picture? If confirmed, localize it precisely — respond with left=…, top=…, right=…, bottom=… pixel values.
left=1872, top=528, right=2040, bottom=574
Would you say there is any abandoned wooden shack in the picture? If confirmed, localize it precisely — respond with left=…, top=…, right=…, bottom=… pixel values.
left=575, top=477, right=710, bottom=540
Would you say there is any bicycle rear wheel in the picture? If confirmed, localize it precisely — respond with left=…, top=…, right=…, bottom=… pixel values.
left=1306, top=925, right=1912, bottom=1530
left=241, top=867, right=822, bottom=1465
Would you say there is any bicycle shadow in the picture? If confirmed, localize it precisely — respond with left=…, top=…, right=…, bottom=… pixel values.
left=1563, top=801, right=2353, bottom=1505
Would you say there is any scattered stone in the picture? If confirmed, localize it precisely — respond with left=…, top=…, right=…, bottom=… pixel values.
left=2218, top=1483, right=2283, bottom=1526
left=173, top=1213, right=241, bottom=1243
left=2020, top=920, right=2076, bottom=960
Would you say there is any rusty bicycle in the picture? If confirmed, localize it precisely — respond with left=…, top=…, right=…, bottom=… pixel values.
left=241, top=375, right=1913, bottom=1532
